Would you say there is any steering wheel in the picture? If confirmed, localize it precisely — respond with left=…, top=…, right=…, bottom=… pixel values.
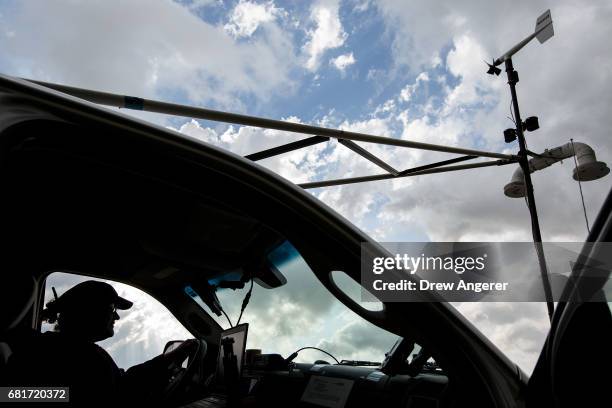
left=161, top=339, right=208, bottom=405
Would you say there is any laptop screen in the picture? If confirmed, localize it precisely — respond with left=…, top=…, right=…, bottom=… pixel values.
left=216, top=323, right=249, bottom=389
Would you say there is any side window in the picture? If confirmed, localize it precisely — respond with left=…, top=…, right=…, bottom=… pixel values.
left=42, top=272, right=191, bottom=369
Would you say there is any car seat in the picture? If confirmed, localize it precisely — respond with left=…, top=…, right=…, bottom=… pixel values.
left=0, top=274, right=37, bottom=381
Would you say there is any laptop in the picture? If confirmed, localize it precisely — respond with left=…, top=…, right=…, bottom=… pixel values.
left=186, top=324, right=249, bottom=408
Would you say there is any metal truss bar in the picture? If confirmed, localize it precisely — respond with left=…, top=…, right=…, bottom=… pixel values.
left=338, top=139, right=400, bottom=176
left=245, top=136, right=329, bottom=161
left=299, top=159, right=515, bottom=189
left=27, top=79, right=516, bottom=161
left=398, top=155, right=477, bottom=176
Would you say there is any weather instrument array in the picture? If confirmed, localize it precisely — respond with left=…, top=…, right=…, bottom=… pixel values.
left=13, top=10, right=608, bottom=322
left=485, top=9, right=609, bottom=319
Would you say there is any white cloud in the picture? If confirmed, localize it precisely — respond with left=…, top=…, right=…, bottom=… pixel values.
left=399, top=71, right=429, bottom=102
left=442, top=34, right=498, bottom=114
left=224, top=0, right=283, bottom=39
left=187, top=0, right=220, bottom=9
left=330, top=52, right=356, bottom=73
left=317, top=320, right=398, bottom=362
left=374, top=0, right=536, bottom=73
left=373, top=98, right=396, bottom=115
left=454, top=302, right=549, bottom=372
left=352, top=0, right=371, bottom=13
left=302, top=0, right=347, bottom=71
left=0, top=0, right=297, bottom=110
left=431, top=53, right=442, bottom=68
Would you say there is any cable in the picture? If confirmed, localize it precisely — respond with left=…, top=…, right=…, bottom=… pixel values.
left=570, top=139, right=591, bottom=234
left=235, top=278, right=254, bottom=326
left=221, top=309, right=233, bottom=328
left=285, top=347, right=340, bottom=365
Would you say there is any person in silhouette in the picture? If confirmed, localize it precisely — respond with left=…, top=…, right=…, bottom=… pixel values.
left=7, top=280, right=197, bottom=406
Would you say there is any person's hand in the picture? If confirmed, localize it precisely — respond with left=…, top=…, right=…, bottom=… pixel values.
left=164, top=339, right=199, bottom=365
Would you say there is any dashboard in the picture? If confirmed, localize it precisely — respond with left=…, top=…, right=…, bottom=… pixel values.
left=237, top=363, right=448, bottom=408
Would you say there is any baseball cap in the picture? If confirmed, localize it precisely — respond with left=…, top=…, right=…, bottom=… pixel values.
left=54, top=280, right=133, bottom=311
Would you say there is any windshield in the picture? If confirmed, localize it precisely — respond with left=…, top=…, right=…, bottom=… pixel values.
left=202, top=241, right=398, bottom=365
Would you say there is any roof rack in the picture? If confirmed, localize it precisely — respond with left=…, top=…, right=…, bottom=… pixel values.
left=21, top=75, right=556, bottom=321
left=26, top=79, right=518, bottom=190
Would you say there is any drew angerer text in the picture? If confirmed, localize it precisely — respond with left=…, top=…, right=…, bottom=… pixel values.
left=372, top=279, right=509, bottom=293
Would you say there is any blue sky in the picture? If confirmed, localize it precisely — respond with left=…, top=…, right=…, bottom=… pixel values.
left=164, top=0, right=469, bottom=144
left=3, top=0, right=612, bottom=374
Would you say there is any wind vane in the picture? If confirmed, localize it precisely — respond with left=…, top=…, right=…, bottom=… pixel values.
left=485, top=9, right=554, bottom=75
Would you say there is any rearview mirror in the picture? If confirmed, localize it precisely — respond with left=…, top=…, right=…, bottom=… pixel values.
left=163, top=340, right=184, bottom=355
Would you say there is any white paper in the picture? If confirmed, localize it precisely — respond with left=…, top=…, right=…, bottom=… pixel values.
left=300, top=376, right=354, bottom=408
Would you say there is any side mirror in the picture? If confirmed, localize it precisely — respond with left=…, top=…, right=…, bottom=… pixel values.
left=163, top=340, right=184, bottom=355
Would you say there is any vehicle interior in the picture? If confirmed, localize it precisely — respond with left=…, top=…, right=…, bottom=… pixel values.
left=2, top=76, right=608, bottom=407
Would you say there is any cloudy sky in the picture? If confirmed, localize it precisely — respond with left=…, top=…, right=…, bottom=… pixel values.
left=4, top=0, right=611, bottom=374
